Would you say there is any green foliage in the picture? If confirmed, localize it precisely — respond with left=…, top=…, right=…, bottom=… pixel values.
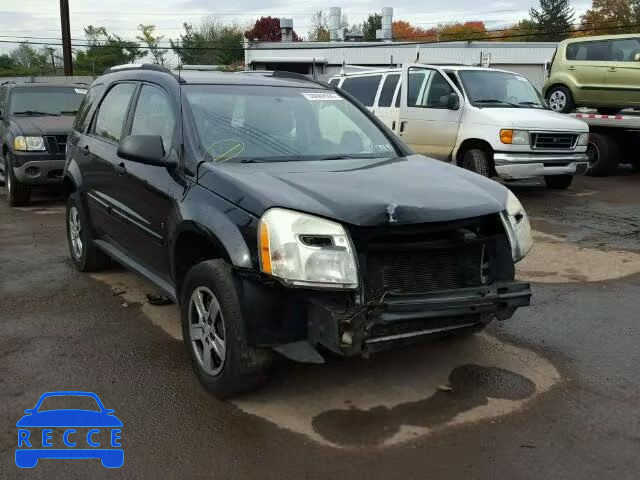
left=171, top=19, right=244, bottom=66
left=0, top=43, right=57, bottom=76
left=137, top=24, right=167, bottom=65
left=74, top=25, right=145, bottom=75
left=361, top=13, right=382, bottom=41
left=530, top=0, right=575, bottom=40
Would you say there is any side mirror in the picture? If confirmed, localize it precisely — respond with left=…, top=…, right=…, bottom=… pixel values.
left=117, top=135, right=175, bottom=167
left=634, top=53, right=640, bottom=62
left=447, top=92, right=460, bottom=110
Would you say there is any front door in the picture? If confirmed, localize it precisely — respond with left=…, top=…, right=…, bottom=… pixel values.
left=565, top=39, right=611, bottom=106
left=109, top=83, right=178, bottom=279
left=398, top=65, right=463, bottom=160
left=607, top=37, right=640, bottom=107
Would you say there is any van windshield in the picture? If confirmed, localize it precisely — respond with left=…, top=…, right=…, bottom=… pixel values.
left=458, top=70, right=546, bottom=109
left=184, top=85, right=397, bottom=163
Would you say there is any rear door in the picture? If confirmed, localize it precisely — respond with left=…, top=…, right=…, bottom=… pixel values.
left=372, top=72, right=401, bottom=133
left=398, top=64, right=463, bottom=160
left=109, top=82, right=178, bottom=278
left=565, top=39, right=611, bottom=105
left=608, top=36, right=640, bottom=107
left=82, top=82, right=137, bottom=238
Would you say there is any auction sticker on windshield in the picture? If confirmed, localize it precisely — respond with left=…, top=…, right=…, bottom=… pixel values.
left=15, top=391, right=123, bottom=469
left=301, top=92, right=343, bottom=101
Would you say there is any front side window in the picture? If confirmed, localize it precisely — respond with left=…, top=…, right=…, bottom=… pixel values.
left=407, top=69, right=454, bottom=108
left=458, top=70, right=545, bottom=109
left=340, top=75, right=382, bottom=107
left=92, top=83, right=136, bottom=143
left=73, top=84, right=104, bottom=133
left=184, top=85, right=396, bottom=163
left=130, top=85, right=175, bottom=153
left=566, top=40, right=611, bottom=61
left=611, top=38, right=640, bottom=61
left=8, top=86, right=85, bottom=116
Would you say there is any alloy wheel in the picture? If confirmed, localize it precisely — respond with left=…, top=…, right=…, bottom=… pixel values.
left=68, top=206, right=83, bottom=259
left=188, top=286, right=226, bottom=376
left=548, top=90, right=566, bottom=112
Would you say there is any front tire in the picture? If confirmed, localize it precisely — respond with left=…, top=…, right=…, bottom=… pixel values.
left=586, top=132, right=620, bottom=176
left=546, top=85, right=575, bottom=113
left=66, top=192, right=110, bottom=271
left=181, top=259, right=273, bottom=398
left=462, top=148, right=491, bottom=177
left=544, top=174, right=573, bottom=189
left=5, top=153, right=31, bottom=206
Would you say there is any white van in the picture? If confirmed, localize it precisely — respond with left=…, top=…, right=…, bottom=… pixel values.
left=330, top=65, right=590, bottom=189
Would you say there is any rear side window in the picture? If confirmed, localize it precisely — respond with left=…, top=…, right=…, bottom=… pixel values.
left=130, top=84, right=175, bottom=153
left=340, top=75, right=382, bottom=107
left=566, top=40, right=611, bottom=61
left=611, top=38, right=640, bottom=61
left=377, top=74, right=399, bottom=107
left=92, top=83, right=136, bottom=143
left=74, top=84, right=104, bottom=133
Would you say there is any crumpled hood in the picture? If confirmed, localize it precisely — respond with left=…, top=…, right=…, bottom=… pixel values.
left=198, top=155, right=508, bottom=226
left=470, top=107, right=589, bottom=131
left=11, top=115, right=74, bottom=136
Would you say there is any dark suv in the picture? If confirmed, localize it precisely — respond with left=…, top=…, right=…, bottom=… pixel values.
left=0, top=82, right=86, bottom=205
left=63, top=64, right=532, bottom=397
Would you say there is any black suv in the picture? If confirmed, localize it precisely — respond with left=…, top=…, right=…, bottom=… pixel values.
left=63, top=65, right=532, bottom=397
left=0, top=82, right=86, bottom=205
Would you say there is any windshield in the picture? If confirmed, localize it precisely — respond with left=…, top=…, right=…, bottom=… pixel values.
left=37, top=395, right=101, bottom=412
left=184, top=85, right=397, bottom=163
left=458, top=70, right=546, bottom=109
left=9, top=86, right=86, bottom=116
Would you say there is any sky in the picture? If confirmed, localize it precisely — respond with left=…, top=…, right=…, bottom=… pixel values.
left=0, top=0, right=592, bottom=62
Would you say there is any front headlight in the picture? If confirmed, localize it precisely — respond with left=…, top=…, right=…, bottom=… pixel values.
left=501, top=190, right=533, bottom=262
left=500, top=129, right=529, bottom=145
left=577, top=132, right=589, bottom=146
left=258, top=208, right=358, bottom=288
left=14, top=136, right=46, bottom=152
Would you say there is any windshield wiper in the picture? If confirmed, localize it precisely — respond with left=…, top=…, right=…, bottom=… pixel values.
left=60, top=110, right=78, bottom=115
left=12, top=110, right=59, bottom=116
left=474, top=99, right=522, bottom=108
left=317, top=154, right=362, bottom=160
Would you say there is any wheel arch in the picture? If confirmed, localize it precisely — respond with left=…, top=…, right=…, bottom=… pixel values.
left=455, top=138, right=494, bottom=167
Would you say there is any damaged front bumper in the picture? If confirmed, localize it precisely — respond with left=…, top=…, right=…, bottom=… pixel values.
left=235, top=273, right=531, bottom=361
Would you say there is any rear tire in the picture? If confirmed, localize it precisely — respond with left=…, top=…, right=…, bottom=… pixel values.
left=546, top=85, right=575, bottom=113
left=181, top=259, right=273, bottom=398
left=544, top=174, right=573, bottom=189
left=66, top=192, right=110, bottom=271
left=5, top=153, right=31, bottom=206
left=462, top=148, right=491, bottom=177
left=586, top=132, right=620, bottom=176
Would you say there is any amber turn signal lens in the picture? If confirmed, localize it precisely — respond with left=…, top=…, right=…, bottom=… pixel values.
left=500, top=129, right=513, bottom=144
left=259, top=221, right=272, bottom=274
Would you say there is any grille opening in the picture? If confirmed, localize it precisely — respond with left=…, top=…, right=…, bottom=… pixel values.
left=531, top=132, right=577, bottom=150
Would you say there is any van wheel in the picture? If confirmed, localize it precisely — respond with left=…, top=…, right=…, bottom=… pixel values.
left=5, top=154, right=31, bottom=206
left=544, top=174, right=573, bottom=189
left=546, top=86, right=574, bottom=113
left=66, top=192, right=110, bottom=271
left=586, top=132, right=619, bottom=176
left=462, top=149, right=491, bottom=177
left=181, top=259, right=273, bottom=398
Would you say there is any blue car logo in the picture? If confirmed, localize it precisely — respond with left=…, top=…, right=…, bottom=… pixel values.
left=15, top=391, right=123, bottom=468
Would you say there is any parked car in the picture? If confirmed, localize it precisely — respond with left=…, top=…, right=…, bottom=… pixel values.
left=63, top=64, right=532, bottom=397
left=544, top=33, right=640, bottom=114
left=0, top=82, right=87, bottom=205
left=331, top=65, right=589, bottom=190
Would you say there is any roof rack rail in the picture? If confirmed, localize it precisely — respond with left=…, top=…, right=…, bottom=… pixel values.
left=240, top=70, right=331, bottom=88
left=176, top=65, right=225, bottom=71
left=104, top=63, right=174, bottom=75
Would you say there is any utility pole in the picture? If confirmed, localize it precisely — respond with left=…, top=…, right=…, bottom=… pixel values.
left=59, top=0, right=73, bottom=75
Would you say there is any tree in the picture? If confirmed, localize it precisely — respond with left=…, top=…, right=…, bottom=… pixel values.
left=361, top=13, right=382, bottom=41
left=438, top=21, right=487, bottom=41
left=392, top=20, right=436, bottom=40
left=10, top=43, right=46, bottom=69
left=74, top=26, right=145, bottom=75
left=530, top=0, right=575, bottom=41
left=137, top=24, right=167, bottom=65
left=171, top=19, right=244, bottom=66
left=580, top=0, right=638, bottom=35
left=309, top=10, right=330, bottom=41
left=244, top=16, right=301, bottom=42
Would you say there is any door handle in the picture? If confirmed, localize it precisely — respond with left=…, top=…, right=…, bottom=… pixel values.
left=391, top=120, right=396, bottom=130
left=567, top=66, right=576, bottom=70
left=115, top=162, right=127, bottom=175
left=607, top=67, right=617, bottom=72
left=399, top=121, right=407, bottom=133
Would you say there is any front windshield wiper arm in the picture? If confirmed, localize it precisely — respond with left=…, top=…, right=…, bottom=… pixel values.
left=317, top=154, right=362, bottom=160
left=12, top=110, right=60, bottom=116
left=518, top=101, right=546, bottom=108
left=474, top=99, right=522, bottom=108
left=60, top=110, right=78, bottom=115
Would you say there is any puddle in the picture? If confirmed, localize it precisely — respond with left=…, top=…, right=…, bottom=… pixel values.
left=517, top=230, right=640, bottom=283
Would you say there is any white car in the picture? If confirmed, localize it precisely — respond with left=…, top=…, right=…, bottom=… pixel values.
left=330, top=65, right=590, bottom=189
